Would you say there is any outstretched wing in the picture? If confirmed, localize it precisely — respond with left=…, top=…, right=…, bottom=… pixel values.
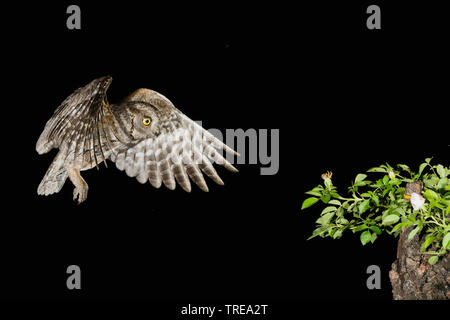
left=110, top=89, right=238, bottom=192
left=36, top=76, right=114, bottom=168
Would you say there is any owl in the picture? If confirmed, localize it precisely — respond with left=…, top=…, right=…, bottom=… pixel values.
left=36, top=76, right=238, bottom=203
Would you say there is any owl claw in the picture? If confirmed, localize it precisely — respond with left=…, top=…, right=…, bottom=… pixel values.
left=73, top=185, right=88, bottom=204
left=67, top=168, right=89, bottom=204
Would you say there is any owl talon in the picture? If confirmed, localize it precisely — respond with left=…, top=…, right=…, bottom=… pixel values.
left=73, top=185, right=88, bottom=204
left=67, top=168, right=89, bottom=204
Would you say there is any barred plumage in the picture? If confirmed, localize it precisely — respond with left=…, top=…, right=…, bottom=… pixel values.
left=36, top=76, right=238, bottom=203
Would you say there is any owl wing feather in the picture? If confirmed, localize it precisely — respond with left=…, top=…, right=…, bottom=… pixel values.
left=110, top=124, right=238, bottom=192
left=36, top=76, right=114, bottom=168
left=110, top=88, right=238, bottom=192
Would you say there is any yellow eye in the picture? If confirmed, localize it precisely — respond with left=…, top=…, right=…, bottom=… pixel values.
left=142, top=118, right=151, bottom=126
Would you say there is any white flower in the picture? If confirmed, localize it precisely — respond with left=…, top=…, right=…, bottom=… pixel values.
left=388, top=171, right=395, bottom=179
left=410, top=193, right=425, bottom=211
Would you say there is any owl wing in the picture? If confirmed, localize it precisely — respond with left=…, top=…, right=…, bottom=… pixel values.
left=109, top=89, right=238, bottom=192
left=36, top=76, right=114, bottom=168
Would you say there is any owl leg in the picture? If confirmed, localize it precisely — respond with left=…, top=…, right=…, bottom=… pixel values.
left=67, top=167, right=89, bottom=204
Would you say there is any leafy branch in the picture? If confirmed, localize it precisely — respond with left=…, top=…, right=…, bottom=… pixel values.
left=301, top=158, right=450, bottom=265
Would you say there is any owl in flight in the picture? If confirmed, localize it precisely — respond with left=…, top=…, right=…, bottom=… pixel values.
left=36, top=76, right=238, bottom=203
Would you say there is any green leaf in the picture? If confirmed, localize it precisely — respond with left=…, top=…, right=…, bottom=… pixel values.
left=342, top=201, right=350, bottom=209
left=418, top=163, right=427, bottom=177
left=397, top=164, right=411, bottom=172
left=388, top=208, right=403, bottom=218
left=390, top=222, right=412, bottom=233
left=436, top=178, right=448, bottom=189
left=305, top=190, right=322, bottom=197
left=425, top=157, right=432, bottom=164
left=311, top=185, right=324, bottom=191
left=321, top=206, right=337, bottom=215
left=437, top=164, right=446, bottom=178
left=437, top=178, right=448, bottom=190
left=382, top=214, right=400, bottom=225
left=372, top=195, right=379, bottom=206
left=360, top=230, right=372, bottom=246
left=421, top=236, right=436, bottom=252
left=360, top=192, right=370, bottom=198
left=388, top=179, right=402, bottom=186
left=371, top=232, right=378, bottom=243
left=367, top=167, right=387, bottom=173
left=355, top=174, right=367, bottom=184
left=370, top=226, right=382, bottom=235
left=336, top=207, right=344, bottom=217
left=301, top=197, right=319, bottom=210
left=443, top=232, right=450, bottom=250
left=424, top=176, right=439, bottom=188
left=353, top=225, right=368, bottom=233
left=316, top=211, right=335, bottom=225
left=307, top=226, right=327, bottom=240
left=330, top=192, right=341, bottom=198
left=424, top=189, right=440, bottom=201
left=428, top=256, right=439, bottom=265
left=328, top=199, right=341, bottom=206
left=321, top=193, right=331, bottom=203
left=358, top=199, right=370, bottom=214
left=408, top=225, right=422, bottom=241
left=354, top=181, right=368, bottom=187
left=388, top=191, right=395, bottom=201
left=382, top=175, right=389, bottom=185
left=332, top=230, right=343, bottom=239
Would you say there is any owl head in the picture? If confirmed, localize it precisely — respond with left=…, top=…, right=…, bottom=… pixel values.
left=111, top=101, right=162, bottom=141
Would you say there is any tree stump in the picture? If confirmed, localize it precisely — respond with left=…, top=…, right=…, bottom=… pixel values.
left=389, top=227, right=450, bottom=300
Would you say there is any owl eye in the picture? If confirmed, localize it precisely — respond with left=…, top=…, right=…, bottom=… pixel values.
left=142, top=118, right=152, bottom=126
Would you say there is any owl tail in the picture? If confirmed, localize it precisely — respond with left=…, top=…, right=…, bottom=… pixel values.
left=37, top=154, right=68, bottom=196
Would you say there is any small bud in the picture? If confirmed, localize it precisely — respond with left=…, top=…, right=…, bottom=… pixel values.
left=388, top=171, right=395, bottom=179
left=321, top=171, right=333, bottom=189
left=321, top=171, right=333, bottom=180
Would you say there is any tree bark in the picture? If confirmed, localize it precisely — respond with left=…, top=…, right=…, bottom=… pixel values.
left=389, top=227, right=450, bottom=300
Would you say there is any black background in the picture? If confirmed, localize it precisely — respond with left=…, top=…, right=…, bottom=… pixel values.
left=1, top=0, right=449, bottom=315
